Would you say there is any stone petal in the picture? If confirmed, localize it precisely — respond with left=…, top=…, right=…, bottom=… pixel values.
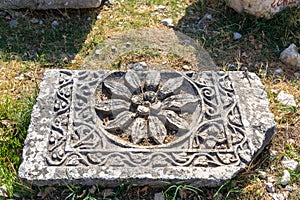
left=124, top=71, right=141, bottom=92
left=163, top=110, right=189, bottom=130
left=130, top=118, right=148, bottom=144
left=159, top=76, right=184, bottom=97
left=145, top=71, right=160, bottom=91
left=104, top=81, right=131, bottom=100
left=148, top=116, right=167, bottom=144
left=163, top=93, right=198, bottom=112
left=95, top=99, right=130, bottom=115
left=106, top=111, right=134, bottom=131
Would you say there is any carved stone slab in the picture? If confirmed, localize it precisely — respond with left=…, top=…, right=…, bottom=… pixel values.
left=18, top=70, right=275, bottom=187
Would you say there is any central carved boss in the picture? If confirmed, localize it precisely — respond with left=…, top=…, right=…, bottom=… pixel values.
left=95, top=71, right=200, bottom=146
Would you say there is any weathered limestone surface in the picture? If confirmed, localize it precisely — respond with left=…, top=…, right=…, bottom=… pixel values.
left=0, top=0, right=102, bottom=9
left=19, top=70, right=275, bottom=187
left=227, top=0, right=300, bottom=18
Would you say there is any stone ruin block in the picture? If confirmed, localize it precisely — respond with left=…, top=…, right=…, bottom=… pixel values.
left=0, top=0, right=103, bottom=10
left=18, top=70, right=275, bottom=187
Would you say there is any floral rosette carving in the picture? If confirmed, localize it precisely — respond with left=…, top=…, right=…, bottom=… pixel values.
left=95, top=71, right=199, bottom=146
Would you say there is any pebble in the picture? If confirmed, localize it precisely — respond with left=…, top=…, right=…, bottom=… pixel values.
left=204, top=13, right=212, bottom=20
left=9, top=20, right=18, bottom=28
left=39, top=20, right=44, bottom=25
left=233, top=32, right=242, bottom=40
left=87, top=17, right=91, bottom=21
left=154, top=192, right=165, bottom=200
left=51, top=20, right=59, bottom=26
left=276, top=91, right=297, bottom=107
left=131, top=62, right=148, bottom=71
left=182, top=65, right=192, bottom=70
left=281, top=158, right=299, bottom=171
left=274, top=68, right=283, bottom=74
left=280, top=44, right=300, bottom=68
left=259, top=171, right=267, bottom=179
left=161, top=18, right=174, bottom=27
left=111, top=45, right=117, bottom=53
left=270, top=193, right=285, bottom=200
left=266, top=182, right=275, bottom=193
left=285, top=185, right=293, bottom=192
left=270, top=150, right=278, bottom=157
left=281, top=170, right=290, bottom=186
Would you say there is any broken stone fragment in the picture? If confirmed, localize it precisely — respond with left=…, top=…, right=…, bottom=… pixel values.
left=276, top=91, right=297, bottom=107
left=227, top=0, right=300, bottom=18
left=280, top=44, right=300, bottom=69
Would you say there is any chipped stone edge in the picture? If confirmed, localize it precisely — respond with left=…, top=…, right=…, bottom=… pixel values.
left=230, top=72, right=276, bottom=161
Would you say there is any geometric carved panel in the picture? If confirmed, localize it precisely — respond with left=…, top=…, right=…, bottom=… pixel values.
left=19, top=70, right=275, bottom=187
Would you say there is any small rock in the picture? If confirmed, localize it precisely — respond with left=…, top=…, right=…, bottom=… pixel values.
left=30, top=18, right=39, bottom=24
left=266, top=182, right=275, bottom=193
left=233, top=32, right=242, bottom=40
left=182, top=65, right=191, bottom=70
left=294, top=72, right=300, bottom=78
left=281, top=170, right=290, bottom=186
left=281, top=158, right=299, bottom=171
left=259, top=171, right=267, bottom=179
left=274, top=68, right=283, bottom=74
left=87, top=17, right=91, bottom=21
left=154, top=192, right=165, bottom=200
left=285, top=185, right=293, bottom=192
left=204, top=13, right=212, bottom=20
left=270, top=150, right=278, bottom=156
left=131, top=62, right=148, bottom=71
left=0, top=185, right=9, bottom=198
left=270, top=193, right=285, bottom=200
left=280, top=44, right=300, bottom=69
left=9, top=20, right=18, bottom=28
left=111, top=45, right=117, bottom=53
left=276, top=91, right=297, bottom=107
left=95, top=49, right=101, bottom=55
left=39, top=20, right=44, bottom=25
left=161, top=18, right=174, bottom=27
left=51, top=20, right=59, bottom=26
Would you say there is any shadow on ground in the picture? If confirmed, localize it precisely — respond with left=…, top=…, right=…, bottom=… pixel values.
left=0, top=8, right=99, bottom=67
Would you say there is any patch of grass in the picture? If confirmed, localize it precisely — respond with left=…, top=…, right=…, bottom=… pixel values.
left=164, top=182, right=203, bottom=200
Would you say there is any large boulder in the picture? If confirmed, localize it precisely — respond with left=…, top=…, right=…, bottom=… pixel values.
left=227, top=0, right=300, bottom=18
left=0, top=0, right=103, bottom=9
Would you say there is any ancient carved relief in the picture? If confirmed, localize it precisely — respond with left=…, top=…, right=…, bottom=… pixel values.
left=47, top=70, right=252, bottom=168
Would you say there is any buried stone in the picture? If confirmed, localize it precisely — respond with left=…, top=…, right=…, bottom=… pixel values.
left=18, top=70, right=275, bottom=187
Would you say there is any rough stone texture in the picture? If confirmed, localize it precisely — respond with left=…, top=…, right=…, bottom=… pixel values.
left=0, top=0, right=102, bottom=10
left=19, top=69, right=275, bottom=187
left=227, top=0, right=300, bottom=18
left=83, top=28, right=217, bottom=71
left=280, top=44, right=300, bottom=69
